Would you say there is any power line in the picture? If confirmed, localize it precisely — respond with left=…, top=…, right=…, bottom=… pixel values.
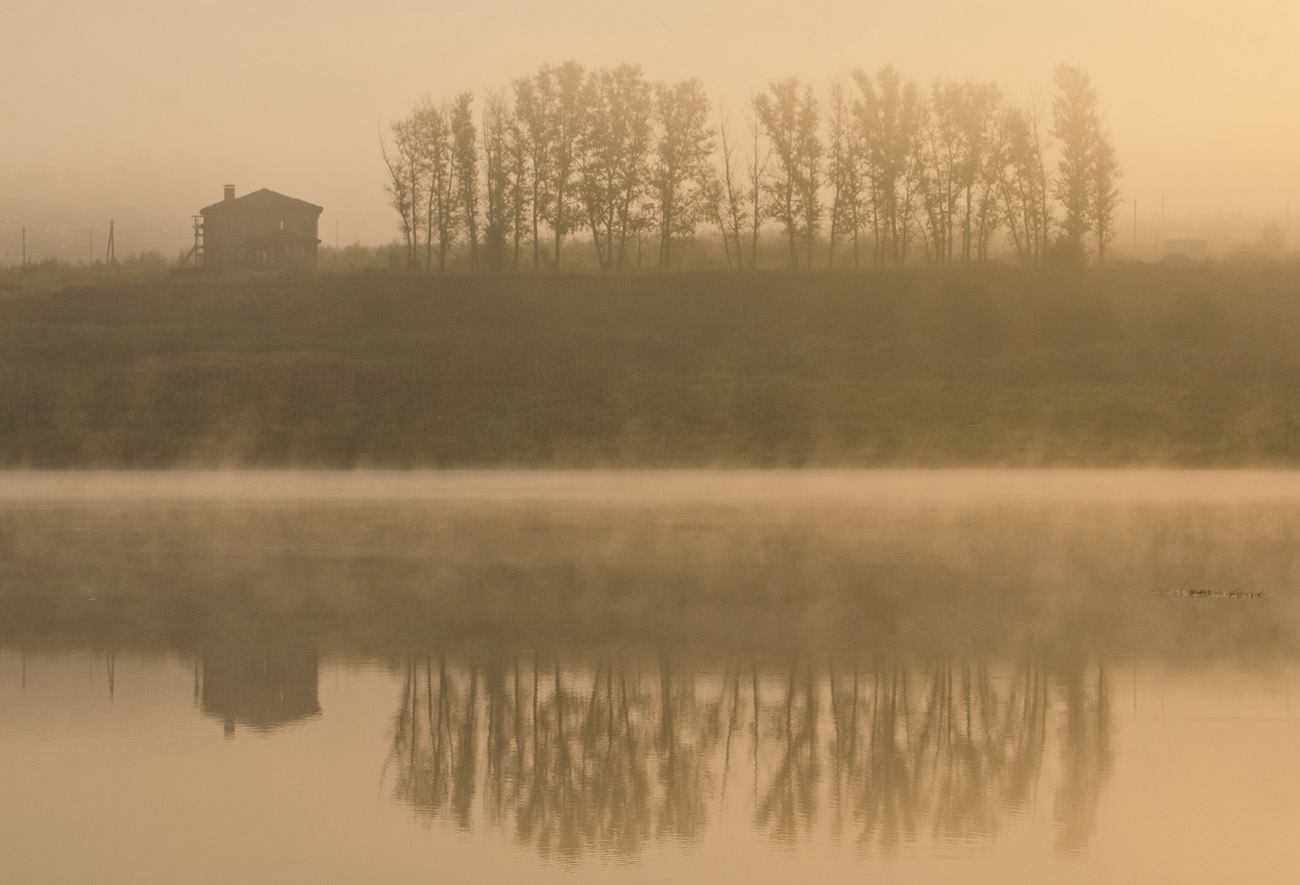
left=17, top=222, right=113, bottom=236
left=113, top=221, right=171, bottom=238
left=1, top=220, right=170, bottom=238
left=0, top=218, right=188, bottom=267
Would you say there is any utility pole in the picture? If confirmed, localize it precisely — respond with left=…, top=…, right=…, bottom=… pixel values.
left=89, top=229, right=93, bottom=266
left=1133, top=199, right=1137, bottom=259
left=21, top=226, right=25, bottom=266
left=105, top=220, right=116, bottom=265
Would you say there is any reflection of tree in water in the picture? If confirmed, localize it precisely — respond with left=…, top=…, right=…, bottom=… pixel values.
left=198, top=646, right=321, bottom=738
left=1054, top=664, right=1114, bottom=856
left=916, top=661, right=1026, bottom=843
left=753, top=657, right=819, bottom=843
left=655, top=657, right=721, bottom=842
left=829, top=662, right=917, bottom=853
left=388, top=653, right=720, bottom=860
left=387, top=656, right=478, bottom=829
left=828, top=659, right=1058, bottom=854
left=386, top=651, right=1114, bottom=860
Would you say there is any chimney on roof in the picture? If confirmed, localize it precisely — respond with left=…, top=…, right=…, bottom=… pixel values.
left=224, top=184, right=236, bottom=202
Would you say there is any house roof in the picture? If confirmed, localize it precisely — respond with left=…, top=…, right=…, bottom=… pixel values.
left=201, top=188, right=323, bottom=216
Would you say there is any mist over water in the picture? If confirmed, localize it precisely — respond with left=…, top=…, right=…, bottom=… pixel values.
left=3, top=470, right=1300, bottom=881
left=6, top=469, right=1300, bottom=655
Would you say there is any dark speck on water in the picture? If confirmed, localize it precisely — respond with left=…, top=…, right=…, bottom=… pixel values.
left=1153, top=586, right=1265, bottom=599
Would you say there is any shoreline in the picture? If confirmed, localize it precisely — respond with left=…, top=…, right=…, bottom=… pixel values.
left=5, top=466, right=1300, bottom=503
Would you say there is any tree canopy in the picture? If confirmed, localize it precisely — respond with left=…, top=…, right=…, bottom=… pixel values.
left=380, top=62, right=1122, bottom=272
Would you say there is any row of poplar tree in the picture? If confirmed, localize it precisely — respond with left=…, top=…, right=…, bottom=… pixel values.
left=380, top=62, right=1120, bottom=273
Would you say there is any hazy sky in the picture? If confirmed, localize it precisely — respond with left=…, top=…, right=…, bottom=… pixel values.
left=3, top=0, right=1297, bottom=260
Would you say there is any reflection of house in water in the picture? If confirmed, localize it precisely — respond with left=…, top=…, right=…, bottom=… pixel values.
left=200, top=648, right=321, bottom=738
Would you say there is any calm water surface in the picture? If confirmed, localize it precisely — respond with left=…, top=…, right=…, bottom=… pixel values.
left=3, top=470, right=1300, bottom=883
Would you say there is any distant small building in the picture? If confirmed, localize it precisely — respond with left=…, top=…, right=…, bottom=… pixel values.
left=196, top=185, right=323, bottom=269
left=1163, top=239, right=1209, bottom=262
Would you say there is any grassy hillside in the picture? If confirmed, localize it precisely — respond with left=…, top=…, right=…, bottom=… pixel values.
left=2, top=264, right=1299, bottom=467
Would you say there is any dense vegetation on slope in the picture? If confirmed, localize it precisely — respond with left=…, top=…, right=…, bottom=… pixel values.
left=1, top=265, right=1298, bottom=467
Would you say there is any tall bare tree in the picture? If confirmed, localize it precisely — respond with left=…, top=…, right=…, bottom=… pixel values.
left=543, top=61, right=587, bottom=270
left=379, top=118, right=419, bottom=268
left=504, top=93, right=530, bottom=271
left=852, top=66, right=923, bottom=268
left=1051, top=64, right=1099, bottom=264
left=381, top=99, right=455, bottom=272
left=451, top=92, right=480, bottom=272
left=825, top=82, right=857, bottom=268
left=745, top=104, right=770, bottom=270
left=1090, top=124, right=1121, bottom=264
left=512, top=73, right=552, bottom=270
left=952, top=82, right=1002, bottom=262
left=482, top=90, right=513, bottom=273
left=408, top=98, right=455, bottom=272
left=796, top=87, right=823, bottom=269
left=652, top=79, right=715, bottom=268
left=919, top=81, right=965, bottom=265
left=995, top=104, right=1051, bottom=264
left=755, top=78, right=820, bottom=269
left=579, top=64, right=653, bottom=271
left=710, top=105, right=750, bottom=271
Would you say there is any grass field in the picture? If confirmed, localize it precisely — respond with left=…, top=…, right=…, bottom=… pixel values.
left=1, top=263, right=1298, bottom=467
